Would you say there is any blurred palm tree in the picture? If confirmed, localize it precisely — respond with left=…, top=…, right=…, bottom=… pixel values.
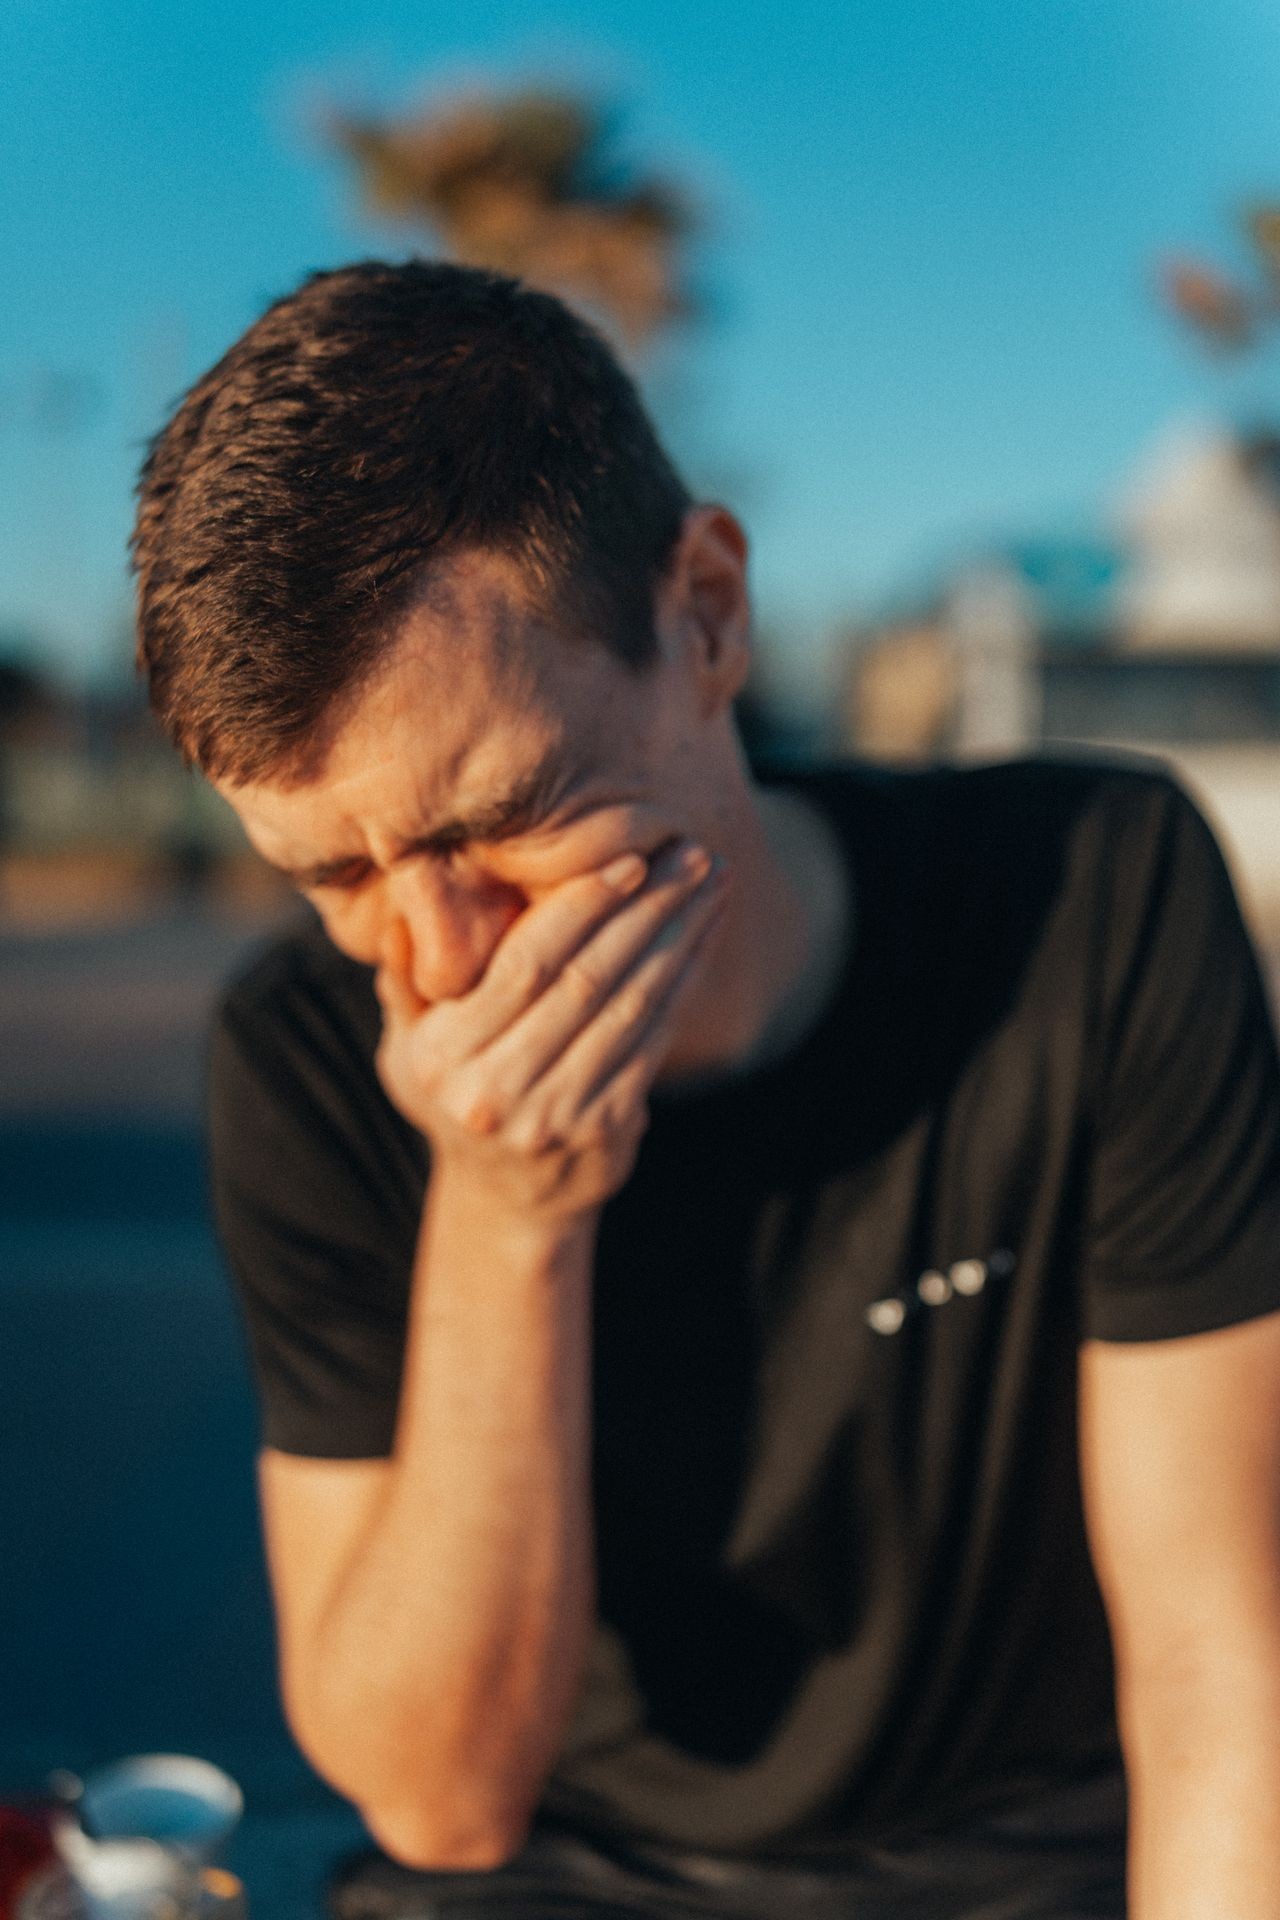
left=326, top=86, right=702, bottom=353
left=1159, top=204, right=1280, bottom=354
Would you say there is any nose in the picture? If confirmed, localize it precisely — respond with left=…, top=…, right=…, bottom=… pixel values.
left=385, top=859, right=524, bottom=1003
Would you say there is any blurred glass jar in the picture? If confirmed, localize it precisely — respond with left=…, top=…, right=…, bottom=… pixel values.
left=15, top=1862, right=245, bottom=1920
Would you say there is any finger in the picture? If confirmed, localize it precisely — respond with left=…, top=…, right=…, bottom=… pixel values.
left=501, top=874, right=728, bottom=1151
left=540, top=877, right=728, bottom=1124
left=446, top=838, right=705, bottom=1058
left=563, top=920, right=720, bottom=1148
left=374, top=918, right=424, bottom=1026
left=574, top=1049, right=654, bottom=1153
left=460, top=849, right=723, bottom=1115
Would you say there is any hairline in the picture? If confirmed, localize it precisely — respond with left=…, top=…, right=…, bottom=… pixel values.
left=217, top=540, right=671, bottom=795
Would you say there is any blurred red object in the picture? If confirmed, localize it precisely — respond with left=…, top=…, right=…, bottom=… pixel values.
left=0, top=1805, right=57, bottom=1920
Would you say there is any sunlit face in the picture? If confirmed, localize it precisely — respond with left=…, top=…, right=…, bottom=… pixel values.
left=218, top=549, right=733, bottom=1005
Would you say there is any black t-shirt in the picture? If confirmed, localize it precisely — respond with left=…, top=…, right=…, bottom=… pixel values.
left=208, top=754, right=1280, bottom=1856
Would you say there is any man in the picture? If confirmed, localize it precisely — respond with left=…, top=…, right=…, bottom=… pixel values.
left=132, top=260, right=1280, bottom=1919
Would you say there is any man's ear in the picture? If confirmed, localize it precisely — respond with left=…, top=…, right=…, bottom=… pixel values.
left=657, top=505, right=752, bottom=719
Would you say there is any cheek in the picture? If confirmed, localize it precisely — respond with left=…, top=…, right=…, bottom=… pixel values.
left=481, top=805, right=683, bottom=891
left=306, top=890, right=385, bottom=966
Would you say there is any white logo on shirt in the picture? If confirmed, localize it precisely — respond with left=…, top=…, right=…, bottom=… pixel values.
left=865, top=1249, right=1015, bottom=1335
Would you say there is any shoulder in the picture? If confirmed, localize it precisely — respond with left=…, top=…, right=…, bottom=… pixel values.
left=942, top=752, right=1222, bottom=923
left=762, top=746, right=1194, bottom=846
left=928, top=755, right=1241, bottom=1031
left=914, top=748, right=1201, bottom=859
left=765, top=748, right=1206, bottom=937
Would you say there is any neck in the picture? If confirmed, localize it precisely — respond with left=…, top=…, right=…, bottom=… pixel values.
left=657, top=774, right=852, bottom=1089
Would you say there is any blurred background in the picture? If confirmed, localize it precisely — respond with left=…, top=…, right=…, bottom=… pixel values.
left=5, top=0, right=1280, bottom=1911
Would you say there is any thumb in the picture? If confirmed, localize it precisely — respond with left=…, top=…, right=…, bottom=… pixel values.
left=374, top=917, right=424, bottom=1025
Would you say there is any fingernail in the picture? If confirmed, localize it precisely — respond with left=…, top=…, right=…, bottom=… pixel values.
left=677, top=843, right=712, bottom=881
left=602, top=851, right=647, bottom=893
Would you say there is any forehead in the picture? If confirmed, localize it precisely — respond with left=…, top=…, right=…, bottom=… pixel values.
left=348, top=550, right=633, bottom=780
left=222, top=549, right=647, bottom=856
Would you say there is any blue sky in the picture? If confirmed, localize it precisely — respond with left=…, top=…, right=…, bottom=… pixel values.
left=3, top=0, right=1279, bottom=700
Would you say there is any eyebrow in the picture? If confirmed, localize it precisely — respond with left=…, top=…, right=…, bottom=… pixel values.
left=284, top=752, right=569, bottom=890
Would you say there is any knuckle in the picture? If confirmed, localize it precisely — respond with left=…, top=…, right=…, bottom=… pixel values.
left=439, top=1080, right=487, bottom=1133
left=579, top=1109, right=612, bottom=1150
left=614, top=1062, right=652, bottom=1115
left=509, top=1107, right=552, bottom=1156
left=561, top=955, right=605, bottom=1009
left=496, top=948, right=552, bottom=1005
left=611, top=980, right=654, bottom=1031
left=587, top=1094, right=627, bottom=1147
left=616, top=1103, right=651, bottom=1152
left=464, top=1096, right=502, bottom=1137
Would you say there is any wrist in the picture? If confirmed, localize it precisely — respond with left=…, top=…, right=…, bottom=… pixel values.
left=426, top=1159, right=602, bottom=1269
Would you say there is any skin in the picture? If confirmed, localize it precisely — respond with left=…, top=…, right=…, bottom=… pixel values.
left=213, top=503, right=857, bottom=1865
left=219, top=504, right=853, bottom=1226
left=217, top=502, right=1280, bottom=1906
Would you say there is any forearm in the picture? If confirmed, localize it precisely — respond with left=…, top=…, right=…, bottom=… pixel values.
left=293, top=1168, right=599, bottom=1863
left=1121, top=1654, right=1280, bottom=1919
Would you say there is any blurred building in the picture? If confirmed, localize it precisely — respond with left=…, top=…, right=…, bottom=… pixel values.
left=0, top=675, right=283, bottom=926
left=838, top=424, right=1280, bottom=942
left=1117, top=428, right=1280, bottom=651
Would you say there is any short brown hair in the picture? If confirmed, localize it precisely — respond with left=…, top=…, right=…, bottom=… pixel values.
left=131, top=259, right=693, bottom=784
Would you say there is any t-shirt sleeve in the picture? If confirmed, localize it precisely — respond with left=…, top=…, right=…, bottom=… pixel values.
left=207, top=942, right=424, bottom=1457
left=1081, top=770, right=1280, bottom=1342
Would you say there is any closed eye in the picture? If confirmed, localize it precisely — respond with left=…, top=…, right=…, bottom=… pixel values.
left=302, top=859, right=374, bottom=893
left=301, top=839, right=473, bottom=893
left=290, top=786, right=568, bottom=893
